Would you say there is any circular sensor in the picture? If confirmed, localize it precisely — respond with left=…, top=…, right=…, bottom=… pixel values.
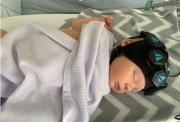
left=152, top=70, right=167, bottom=87
left=148, top=49, right=167, bottom=66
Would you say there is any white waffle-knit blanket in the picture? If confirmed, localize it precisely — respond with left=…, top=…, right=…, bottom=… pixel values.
left=0, top=21, right=114, bottom=122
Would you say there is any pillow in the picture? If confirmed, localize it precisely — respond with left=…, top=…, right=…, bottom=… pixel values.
left=0, top=0, right=22, bottom=17
left=21, top=0, right=167, bottom=14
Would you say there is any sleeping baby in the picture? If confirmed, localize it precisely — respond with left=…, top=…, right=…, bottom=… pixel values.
left=60, top=17, right=174, bottom=95
left=0, top=17, right=172, bottom=96
left=1, top=16, right=177, bottom=122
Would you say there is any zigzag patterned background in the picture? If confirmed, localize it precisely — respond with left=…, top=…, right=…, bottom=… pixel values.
left=74, top=6, right=180, bottom=122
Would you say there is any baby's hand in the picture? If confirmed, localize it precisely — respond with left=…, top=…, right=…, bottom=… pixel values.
left=103, top=16, right=113, bottom=30
left=95, top=16, right=113, bottom=30
left=85, top=17, right=112, bottom=30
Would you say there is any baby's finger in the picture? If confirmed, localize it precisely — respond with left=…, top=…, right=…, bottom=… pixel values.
left=104, top=24, right=112, bottom=30
left=104, top=16, right=112, bottom=23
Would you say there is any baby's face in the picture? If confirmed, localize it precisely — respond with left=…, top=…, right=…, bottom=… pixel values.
left=109, top=55, right=145, bottom=93
left=109, top=38, right=146, bottom=94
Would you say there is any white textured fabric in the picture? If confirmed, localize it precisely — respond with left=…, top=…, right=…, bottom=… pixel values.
left=0, top=21, right=114, bottom=122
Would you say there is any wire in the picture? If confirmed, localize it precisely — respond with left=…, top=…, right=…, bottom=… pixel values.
left=150, top=1, right=154, bottom=10
left=168, top=71, right=180, bottom=77
left=175, top=114, right=180, bottom=120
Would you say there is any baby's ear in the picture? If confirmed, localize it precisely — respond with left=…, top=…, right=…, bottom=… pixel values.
left=120, top=39, right=135, bottom=46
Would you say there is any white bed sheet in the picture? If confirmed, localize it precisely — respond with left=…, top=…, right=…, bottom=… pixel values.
left=1, top=14, right=78, bottom=32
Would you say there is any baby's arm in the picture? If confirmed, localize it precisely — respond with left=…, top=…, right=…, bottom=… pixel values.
left=72, top=17, right=112, bottom=31
left=59, top=17, right=112, bottom=40
left=59, top=18, right=104, bottom=40
left=58, top=28, right=80, bottom=40
left=0, top=29, right=7, bottom=38
left=72, top=18, right=105, bottom=32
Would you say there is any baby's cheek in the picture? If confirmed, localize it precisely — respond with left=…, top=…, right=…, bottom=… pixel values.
left=109, top=67, right=114, bottom=81
left=115, top=71, right=127, bottom=85
left=109, top=66, right=119, bottom=84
